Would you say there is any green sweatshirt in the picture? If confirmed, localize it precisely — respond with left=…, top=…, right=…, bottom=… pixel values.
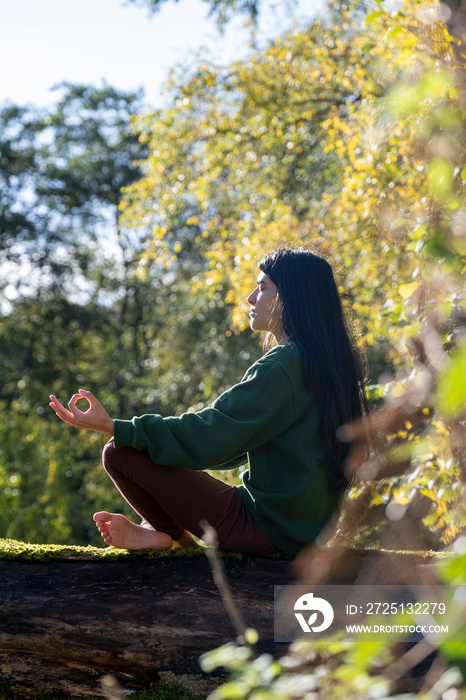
left=114, top=341, right=340, bottom=555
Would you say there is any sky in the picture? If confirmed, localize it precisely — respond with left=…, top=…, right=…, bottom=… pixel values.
left=1, top=0, right=324, bottom=110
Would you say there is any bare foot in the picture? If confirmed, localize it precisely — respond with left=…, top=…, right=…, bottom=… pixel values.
left=93, top=511, right=173, bottom=550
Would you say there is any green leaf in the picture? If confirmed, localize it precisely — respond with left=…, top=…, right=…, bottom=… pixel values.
left=437, top=343, right=466, bottom=418
left=365, top=10, right=383, bottom=23
left=438, top=548, right=466, bottom=584
left=409, top=223, right=427, bottom=240
left=438, top=641, right=466, bottom=680
left=427, top=157, right=454, bottom=199
left=423, top=511, right=440, bottom=527
left=384, top=25, right=403, bottom=41
left=366, top=384, right=384, bottom=399
left=210, top=682, right=251, bottom=700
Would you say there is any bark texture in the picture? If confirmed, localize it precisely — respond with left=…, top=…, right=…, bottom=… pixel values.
left=0, top=547, right=441, bottom=697
left=0, top=553, right=294, bottom=696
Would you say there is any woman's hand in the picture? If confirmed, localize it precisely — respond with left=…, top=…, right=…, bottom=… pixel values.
left=49, top=389, right=115, bottom=436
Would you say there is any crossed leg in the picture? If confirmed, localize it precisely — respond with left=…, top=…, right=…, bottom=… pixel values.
left=94, top=439, right=279, bottom=554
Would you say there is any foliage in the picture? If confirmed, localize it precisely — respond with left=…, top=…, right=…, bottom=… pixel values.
left=200, top=632, right=466, bottom=699
left=121, top=0, right=264, bottom=27
left=119, top=0, right=465, bottom=550
left=201, top=637, right=397, bottom=699
left=0, top=84, right=144, bottom=545
left=0, top=82, right=258, bottom=545
left=0, top=268, right=256, bottom=545
left=0, top=84, right=143, bottom=289
left=329, top=0, right=466, bottom=550
left=119, top=3, right=412, bottom=378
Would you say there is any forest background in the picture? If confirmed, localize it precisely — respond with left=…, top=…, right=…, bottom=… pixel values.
left=1, top=0, right=465, bottom=560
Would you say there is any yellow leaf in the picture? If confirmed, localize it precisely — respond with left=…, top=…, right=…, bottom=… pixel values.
left=399, top=282, right=420, bottom=299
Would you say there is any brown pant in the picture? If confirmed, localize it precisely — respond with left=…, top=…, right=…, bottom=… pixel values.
left=102, top=440, right=279, bottom=554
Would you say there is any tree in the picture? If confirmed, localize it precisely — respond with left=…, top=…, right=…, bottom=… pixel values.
left=0, top=83, right=257, bottom=545
left=0, top=83, right=145, bottom=298
left=0, top=84, right=148, bottom=544
left=119, top=5, right=405, bottom=379
left=122, top=0, right=265, bottom=27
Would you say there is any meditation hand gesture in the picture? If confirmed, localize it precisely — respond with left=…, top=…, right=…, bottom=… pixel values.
left=49, top=390, right=115, bottom=436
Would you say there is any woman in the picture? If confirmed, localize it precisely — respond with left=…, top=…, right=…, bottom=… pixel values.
left=50, top=246, right=367, bottom=555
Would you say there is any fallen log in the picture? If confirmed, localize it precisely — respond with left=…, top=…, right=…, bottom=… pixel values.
left=0, top=540, right=445, bottom=697
left=0, top=541, right=294, bottom=696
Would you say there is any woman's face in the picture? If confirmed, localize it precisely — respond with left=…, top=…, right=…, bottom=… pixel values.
left=247, top=271, right=283, bottom=338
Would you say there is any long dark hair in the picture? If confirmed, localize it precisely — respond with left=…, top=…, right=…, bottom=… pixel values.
left=259, top=245, right=368, bottom=491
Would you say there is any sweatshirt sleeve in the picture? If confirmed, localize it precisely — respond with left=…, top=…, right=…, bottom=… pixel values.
left=113, top=355, right=297, bottom=470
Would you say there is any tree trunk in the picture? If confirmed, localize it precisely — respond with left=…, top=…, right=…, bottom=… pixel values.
left=0, top=546, right=441, bottom=697
left=0, top=553, right=294, bottom=697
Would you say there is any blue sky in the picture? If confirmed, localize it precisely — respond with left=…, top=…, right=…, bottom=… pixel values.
left=1, top=0, right=324, bottom=109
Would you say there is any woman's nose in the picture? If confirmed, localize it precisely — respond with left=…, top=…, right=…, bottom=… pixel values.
left=247, top=289, right=256, bottom=305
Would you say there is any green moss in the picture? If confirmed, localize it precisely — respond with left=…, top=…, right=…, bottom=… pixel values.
left=0, top=538, right=293, bottom=562
left=0, top=538, right=449, bottom=563
left=0, top=538, right=211, bottom=561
